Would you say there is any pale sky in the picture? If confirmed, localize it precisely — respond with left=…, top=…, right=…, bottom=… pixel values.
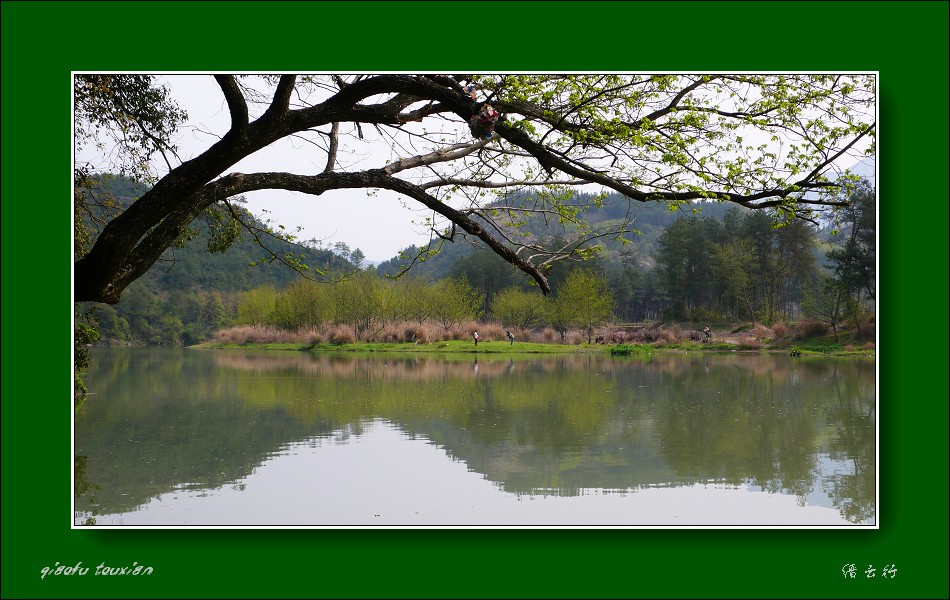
left=159, top=74, right=437, bottom=264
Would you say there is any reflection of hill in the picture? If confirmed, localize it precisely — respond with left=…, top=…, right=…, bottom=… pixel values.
left=404, top=355, right=874, bottom=508
left=77, top=349, right=875, bottom=522
left=418, top=418, right=691, bottom=496
left=76, top=349, right=338, bottom=516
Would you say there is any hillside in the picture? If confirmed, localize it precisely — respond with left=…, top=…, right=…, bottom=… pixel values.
left=77, top=173, right=874, bottom=343
left=377, top=191, right=747, bottom=281
left=76, top=175, right=356, bottom=344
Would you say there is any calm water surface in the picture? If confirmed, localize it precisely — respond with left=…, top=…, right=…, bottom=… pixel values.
left=75, top=347, right=875, bottom=526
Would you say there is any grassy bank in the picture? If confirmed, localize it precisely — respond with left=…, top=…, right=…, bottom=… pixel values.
left=194, top=321, right=875, bottom=356
left=194, top=339, right=596, bottom=354
left=197, top=322, right=875, bottom=356
left=193, top=338, right=873, bottom=357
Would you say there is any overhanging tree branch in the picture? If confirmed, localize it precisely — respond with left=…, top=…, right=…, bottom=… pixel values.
left=75, top=74, right=875, bottom=304
left=193, top=169, right=555, bottom=293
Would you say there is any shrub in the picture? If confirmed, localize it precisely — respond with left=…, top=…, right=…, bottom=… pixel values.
left=478, top=322, right=506, bottom=342
left=372, top=324, right=403, bottom=343
left=455, top=320, right=501, bottom=342
left=328, top=325, right=356, bottom=345
left=403, top=323, right=430, bottom=343
left=771, top=322, right=788, bottom=339
left=306, top=329, right=325, bottom=346
left=212, top=325, right=300, bottom=344
left=736, top=336, right=762, bottom=350
left=793, top=319, right=828, bottom=340
left=511, top=327, right=531, bottom=342
left=628, top=327, right=661, bottom=343
left=679, top=329, right=704, bottom=342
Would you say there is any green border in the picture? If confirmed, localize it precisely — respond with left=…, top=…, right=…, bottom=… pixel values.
left=2, top=1, right=947, bottom=598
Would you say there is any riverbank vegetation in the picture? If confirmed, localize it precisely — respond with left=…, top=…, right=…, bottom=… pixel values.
left=79, top=177, right=876, bottom=353
left=78, top=173, right=876, bottom=358
left=198, top=317, right=874, bottom=356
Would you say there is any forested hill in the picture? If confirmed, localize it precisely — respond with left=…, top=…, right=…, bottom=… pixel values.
left=78, top=174, right=873, bottom=345
left=376, top=191, right=750, bottom=282
left=376, top=156, right=875, bottom=284
left=76, top=175, right=356, bottom=345
left=83, top=175, right=354, bottom=293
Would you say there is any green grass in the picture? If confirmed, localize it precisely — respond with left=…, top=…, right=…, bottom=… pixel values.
left=193, top=339, right=872, bottom=357
left=191, top=342, right=309, bottom=351
left=193, top=340, right=596, bottom=354
left=303, top=340, right=594, bottom=354
left=609, top=343, right=654, bottom=356
left=793, top=341, right=843, bottom=353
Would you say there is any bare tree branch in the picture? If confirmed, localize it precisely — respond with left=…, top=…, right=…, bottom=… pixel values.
left=324, top=122, right=339, bottom=173
left=383, top=137, right=495, bottom=175
left=420, top=178, right=586, bottom=190
left=194, top=170, right=555, bottom=293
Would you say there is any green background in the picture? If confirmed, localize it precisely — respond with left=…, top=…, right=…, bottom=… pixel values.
left=2, top=1, right=947, bottom=598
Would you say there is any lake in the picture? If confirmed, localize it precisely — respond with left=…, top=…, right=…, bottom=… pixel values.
left=74, top=347, right=876, bottom=527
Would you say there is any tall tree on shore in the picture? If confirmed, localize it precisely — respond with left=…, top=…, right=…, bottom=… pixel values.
left=557, top=269, right=615, bottom=344
left=713, top=238, right=756, bottom=322
left=491, top=287, right=547, bottom=331
left=827, top=180, right=876, bottom=337
left=802, top=275, right=850, bottom=342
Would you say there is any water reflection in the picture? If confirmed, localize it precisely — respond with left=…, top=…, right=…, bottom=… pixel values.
left=75, top=348, right=876, bottom=526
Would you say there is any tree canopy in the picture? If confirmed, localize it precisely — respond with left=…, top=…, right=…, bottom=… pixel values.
left=74, top=74, right=875, bottom=304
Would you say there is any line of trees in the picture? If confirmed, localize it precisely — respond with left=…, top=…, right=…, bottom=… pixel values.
left=653, top=207, right=820, bottom=324
left=81, top=180, right=874, bottom=348
left=803, top=180, right=876, bottom=340
left=237, top=273, right=485, bottom=339
left=85, top=181, right=876, bottom=345
left=84, top=286, right=238, bottom=347
left=235, top=268, right=614, bottom=343
left=641, top=185, right=874, bottom=337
